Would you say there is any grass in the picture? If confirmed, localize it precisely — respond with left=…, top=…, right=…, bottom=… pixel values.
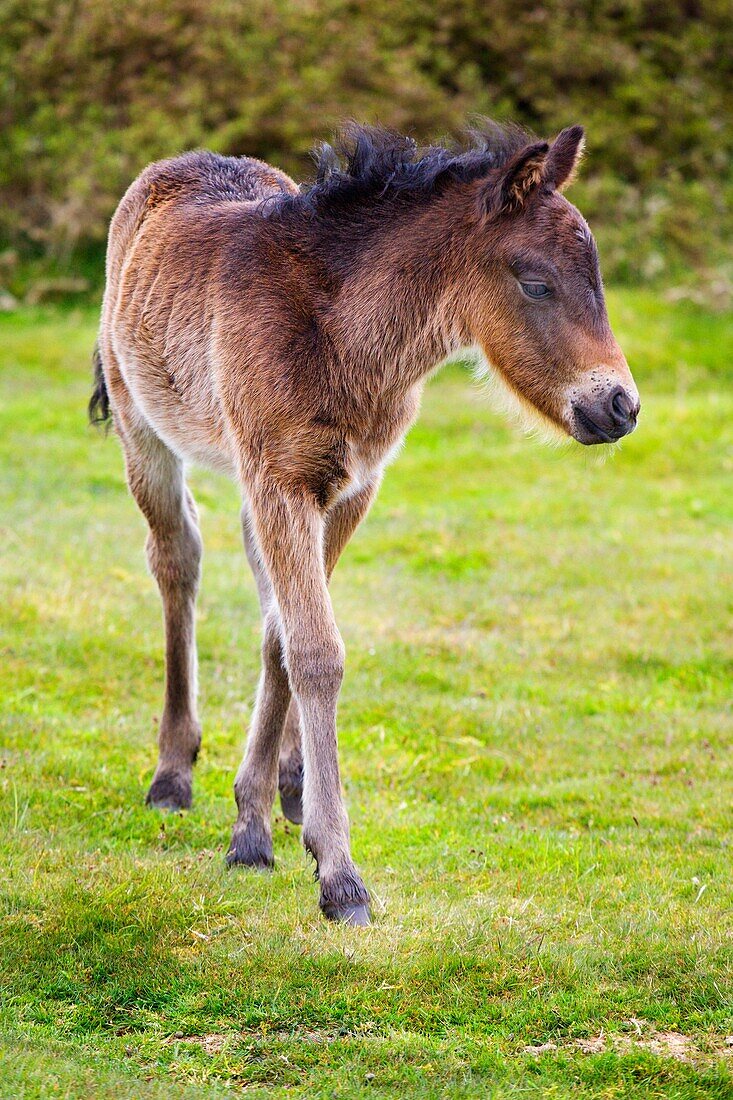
left=1, top=289, right=732, bottom=1097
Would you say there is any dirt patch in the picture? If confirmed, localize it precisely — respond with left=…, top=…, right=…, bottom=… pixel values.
left=166, top=1033, right=229, bottom=1055
left=618, top=1030, right=693, bottom=1062
left=524, top=1024, right=733, bottom=1064
left=164, top=1025, right=350, bottom=1055
left=167, top=1025, right=733, bottom=1066
left=575, top=1036, right=606, bottom=1055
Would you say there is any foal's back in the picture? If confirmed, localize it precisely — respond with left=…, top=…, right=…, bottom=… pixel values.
left=106, top=150, right=297, bottom=279
left=100, top=152, right=298, bottom=468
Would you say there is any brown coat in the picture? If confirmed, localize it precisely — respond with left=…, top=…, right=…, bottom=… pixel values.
left=92, top=122, right=639, bottom=924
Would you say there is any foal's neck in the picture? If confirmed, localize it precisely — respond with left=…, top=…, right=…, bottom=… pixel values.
left=326, top=194, right=473, bottom=391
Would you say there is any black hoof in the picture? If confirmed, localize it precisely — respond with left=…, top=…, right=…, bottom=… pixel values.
left=226, top=820, right=274, bottom=870
left=279, top=788, right=303, bottom=825
left=321, top=900, right=371, bottom=926
left=318, top=866, right=371, bottom=926
left=146, top=771, right=192, bottom=811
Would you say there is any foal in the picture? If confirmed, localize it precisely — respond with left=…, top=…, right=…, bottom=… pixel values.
left=92, top=122, right=639, bottom=924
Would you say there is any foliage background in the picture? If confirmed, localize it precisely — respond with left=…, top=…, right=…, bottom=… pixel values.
left=1, top=0, right=731, bottom=298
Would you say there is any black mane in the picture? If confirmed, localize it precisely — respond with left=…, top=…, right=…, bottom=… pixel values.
left=264, top=120, right=532, bottom=218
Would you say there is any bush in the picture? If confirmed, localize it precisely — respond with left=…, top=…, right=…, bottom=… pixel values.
left=1, top=0, right=731, bottom=293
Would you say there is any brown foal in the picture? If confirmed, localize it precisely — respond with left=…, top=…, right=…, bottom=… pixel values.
left=91, top=121, right=639, bottom=924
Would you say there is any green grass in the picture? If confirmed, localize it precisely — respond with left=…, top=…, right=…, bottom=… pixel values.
left=1, top=290, right=732, bottom=1098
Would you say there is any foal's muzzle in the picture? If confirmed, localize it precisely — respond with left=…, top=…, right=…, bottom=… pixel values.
left=572, top=385, right=640, bottom=445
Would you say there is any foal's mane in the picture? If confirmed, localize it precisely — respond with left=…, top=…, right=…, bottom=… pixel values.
left=263, top=120, right=532, bottom=219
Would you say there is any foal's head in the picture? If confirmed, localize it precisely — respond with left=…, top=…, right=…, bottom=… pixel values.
left=464, top=126, right=639, bottom=445
left=276, top=120, right=638, bottom=445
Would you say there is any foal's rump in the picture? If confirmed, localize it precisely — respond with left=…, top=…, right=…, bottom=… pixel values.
left=99, top=152, right=298, bottom=469
left=139, top=150, right=298, bottom=212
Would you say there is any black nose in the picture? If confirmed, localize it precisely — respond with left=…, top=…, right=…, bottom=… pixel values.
left=572, top=386, right=640, bottom=445
left=610, top=386, right=639, bottom=431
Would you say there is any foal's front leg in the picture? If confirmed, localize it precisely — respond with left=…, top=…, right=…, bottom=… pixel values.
left=273, top=483, right=380, bottom=828
left=231, top=483, right=372, bottom=923
left=229, top=512, right=302, bottom=866
left=241, top=510, right=303, bottom=825
left=235, top=482, right=379, bottom=840
left=227, top=604, right=291, bottom=867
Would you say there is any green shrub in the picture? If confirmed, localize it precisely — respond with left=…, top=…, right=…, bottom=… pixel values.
left=1, top=0, right=731, bottom=293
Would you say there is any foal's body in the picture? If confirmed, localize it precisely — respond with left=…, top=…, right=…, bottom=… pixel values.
left=95, top=123, right=639, bottom=923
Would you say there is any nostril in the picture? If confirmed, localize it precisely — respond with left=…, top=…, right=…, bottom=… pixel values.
left=610, top=387, right=635, bottom=425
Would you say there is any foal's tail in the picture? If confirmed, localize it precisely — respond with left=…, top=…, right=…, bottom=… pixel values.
left=88, top=341, right=111, bottom=427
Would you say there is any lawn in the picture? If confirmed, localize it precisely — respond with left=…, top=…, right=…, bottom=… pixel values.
left=1, top=291, right=732, bottom=1098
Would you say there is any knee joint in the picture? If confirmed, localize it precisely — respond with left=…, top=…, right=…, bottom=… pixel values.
left=287, top=639, right=345, bottom=698
left=261, top=612, right=285, bottom=673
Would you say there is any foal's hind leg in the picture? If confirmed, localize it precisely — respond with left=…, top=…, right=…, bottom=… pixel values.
left=278, top=705, right=304, bottom=825
left=120, top=423, right=203, bottom=809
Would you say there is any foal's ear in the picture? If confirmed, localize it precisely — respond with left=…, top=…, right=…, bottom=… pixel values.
left=482, top=141, right=550, bottom=216
left=544, top=125, right=585, bottom=191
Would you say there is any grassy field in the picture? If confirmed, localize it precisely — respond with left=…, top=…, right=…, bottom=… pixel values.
left=1, top=291, right=732, bottom=1098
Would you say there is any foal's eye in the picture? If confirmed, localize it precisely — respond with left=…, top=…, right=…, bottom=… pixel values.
left=520, top=281, right=551, bottom=300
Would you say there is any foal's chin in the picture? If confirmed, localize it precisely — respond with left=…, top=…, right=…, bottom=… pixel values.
left=471, top=353, right=570, bottom=448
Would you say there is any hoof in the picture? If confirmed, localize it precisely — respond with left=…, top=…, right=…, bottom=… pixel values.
left=318, top=866, right=371, bottom=926
left=321, top=900, right=371, bottom=926
left=146, top=771, right=192, bottom=811
left=279, top=788, right=303, bottom=825
left=226, top=820, right=274, bottom=870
